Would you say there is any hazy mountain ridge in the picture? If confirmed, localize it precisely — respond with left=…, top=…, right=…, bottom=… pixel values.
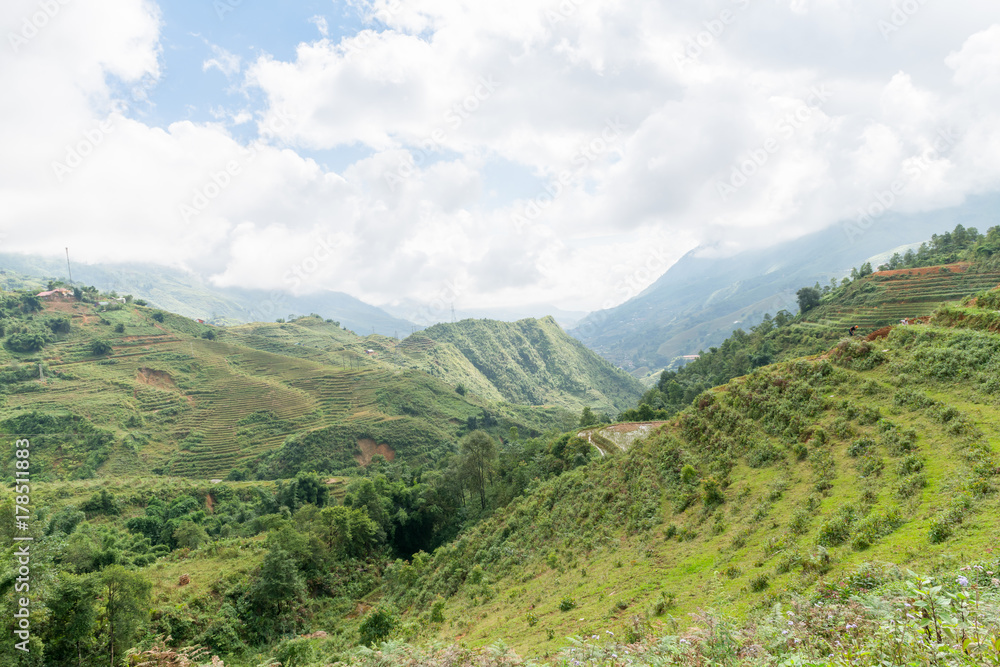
left=0, top=254, right=417, bottom=337
left=572, top=194, right=1000, bottom=373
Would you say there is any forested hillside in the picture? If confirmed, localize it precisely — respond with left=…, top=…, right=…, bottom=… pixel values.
left=419, top=317, right=644, bottom=413
left=624, top=224, right=1000, bottom=421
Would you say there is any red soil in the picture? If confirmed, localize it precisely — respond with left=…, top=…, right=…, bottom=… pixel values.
left=875, top=262, right=970, bottom=277
left=354, top=438, right=396, bottom=466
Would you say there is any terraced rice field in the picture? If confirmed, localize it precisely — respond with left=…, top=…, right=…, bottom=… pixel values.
left=7, top=310, right=410, bottom=479
left=811, top=268, right=1000, bottom=332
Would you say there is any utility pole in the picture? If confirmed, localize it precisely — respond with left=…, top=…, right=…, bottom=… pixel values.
left=65, top=247, right=73, bottom=283
left=451, top=304, right=456, bottom=323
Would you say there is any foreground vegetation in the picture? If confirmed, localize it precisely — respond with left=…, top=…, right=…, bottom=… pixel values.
left=3, top=225, right=1000, bottom=666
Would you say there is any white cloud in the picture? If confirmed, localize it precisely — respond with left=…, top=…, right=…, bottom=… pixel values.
left=202, top=43, right=241, bottom=77
left=309, top=15, right=329, bottom=37
left=5, top=1, right=1000, bottom=319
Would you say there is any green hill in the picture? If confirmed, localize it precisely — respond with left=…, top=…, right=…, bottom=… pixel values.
left=417, top=317, right=644, bottom=413
left=0, top=296, right=586, bottom=480
left=374, top=313, right=1000, bottom=656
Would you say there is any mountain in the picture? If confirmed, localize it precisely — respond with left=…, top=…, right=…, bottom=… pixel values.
left=416, top=316, right=644, bottom=413
left=571, top=194, right=1000, bottom=375
left=380, top=298, right=589, bottom=330
left=5, top=239, right=1000, bottom=664
left=0, top=297, right=638, bottom=479
left=374, top=303, right=1000, bottom=655
left=0, top=253, right=416, bottom=337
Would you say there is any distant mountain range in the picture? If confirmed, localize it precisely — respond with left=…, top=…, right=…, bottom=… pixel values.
left=0, top=254, right=416, bottom=337
left=571, top=193, right=1000, bottom=375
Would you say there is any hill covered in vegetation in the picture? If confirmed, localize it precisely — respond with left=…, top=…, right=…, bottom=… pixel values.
left=624, top=224, right=1000, bottom=421
left=0, top=290, right=618, bottom=481
left=3, top=229, right=1000, bottom=666
left=417, top=317, right=644, bottom=413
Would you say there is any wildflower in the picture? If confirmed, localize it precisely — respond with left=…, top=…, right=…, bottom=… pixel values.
left=606, top=630, right=614, bottom=635
left=906, top=614, right=916, bottom=620
left=782, top=630, right=789, bottom=635
left=788, top=621, right=794, bottom=626
left=957, top=576, right=969, bottom=587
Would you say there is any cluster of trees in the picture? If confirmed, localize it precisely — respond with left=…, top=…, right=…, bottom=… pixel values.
left=0, top=424, right=599, bottom=661
left=619, top=311, right=798, bottom=422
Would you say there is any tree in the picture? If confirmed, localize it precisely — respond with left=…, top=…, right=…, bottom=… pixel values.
left=100, top=566, right=151, bottom=667
left=796, top=287, right=821, bottom=313
left=460, top=430, right=497, bottom=510
left=19, top=294, right=42, bottom=313
left=47, top=573, right=98, bottom=667
left=173, top=520, right=208, bottom=549
left=90, top=340, right=112, bottom=356
left=579, top=407, right=597, bottom=427
left=359, top=607, right=397, bottom=646
left=858, top=261, right=873, bottom=277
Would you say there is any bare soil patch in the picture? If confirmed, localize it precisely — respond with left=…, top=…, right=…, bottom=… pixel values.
left=866, top=326, right=893, bottom=341
left=876, top=262, right=969, bottom=277
left=136, top=367, right=178, bottom=391
left=603, top=421, right=669, bottom=433
left=355, top=438, right=396, bottom=466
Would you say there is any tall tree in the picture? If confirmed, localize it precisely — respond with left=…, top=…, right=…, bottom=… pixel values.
left=48, top=573, right=98, bottom=667
left=460, top=430, right=498, bottom=510
left=100, top=566, right=151, bottom=667
left=796, top=286, right=822, bottom=313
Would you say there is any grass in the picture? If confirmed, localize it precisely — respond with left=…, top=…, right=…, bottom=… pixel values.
left=0, top=303, right=592, bottom=479
left=367, top=320, right=1000, bottom=657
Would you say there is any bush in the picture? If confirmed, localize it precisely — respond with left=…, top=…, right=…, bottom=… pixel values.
left=91, top=340, right=112, bottom=355
left=749, top=573, right=769, bottom=592
left=151, top=312, right=165, bottom=322
left=113, top=323, right=125, bottom=333
left=5, top=332, right=47, bottom=352
left=558, top=596, right=576, bottom=611
left=359, top=607, right=397, bottom=646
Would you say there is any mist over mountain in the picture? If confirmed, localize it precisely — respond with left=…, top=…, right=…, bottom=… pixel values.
left=0, top=253, right=416, bottom=337
left=572, top=194, right=1000, bottom=374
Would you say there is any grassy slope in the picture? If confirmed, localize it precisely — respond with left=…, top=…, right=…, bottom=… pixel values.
left=419, top=317, right=645, bottom=413
left=0, top=302, right=576, bottom=479
left=378, top=318, right=1000, bottom=657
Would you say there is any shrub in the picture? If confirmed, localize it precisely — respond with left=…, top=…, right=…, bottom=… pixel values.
left=702, top=477, right=725, bottom=506
left=90, top=340, right=112, bottom=355
left=788, top=508, right=810, bottom=535
left=359, top=607, right=397, bottom=646
left=151, top=311, right=165, bottom=322
left=848, top=436, right=876, bottom=457
left=113, top=323, right=125, bottom=333
left=558, top=596, right=576, bottom=612
left=749, top=573, right=769, bottom=592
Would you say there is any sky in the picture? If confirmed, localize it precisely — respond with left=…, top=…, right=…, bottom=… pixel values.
left=2, top=0, right=1000, bottom=318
